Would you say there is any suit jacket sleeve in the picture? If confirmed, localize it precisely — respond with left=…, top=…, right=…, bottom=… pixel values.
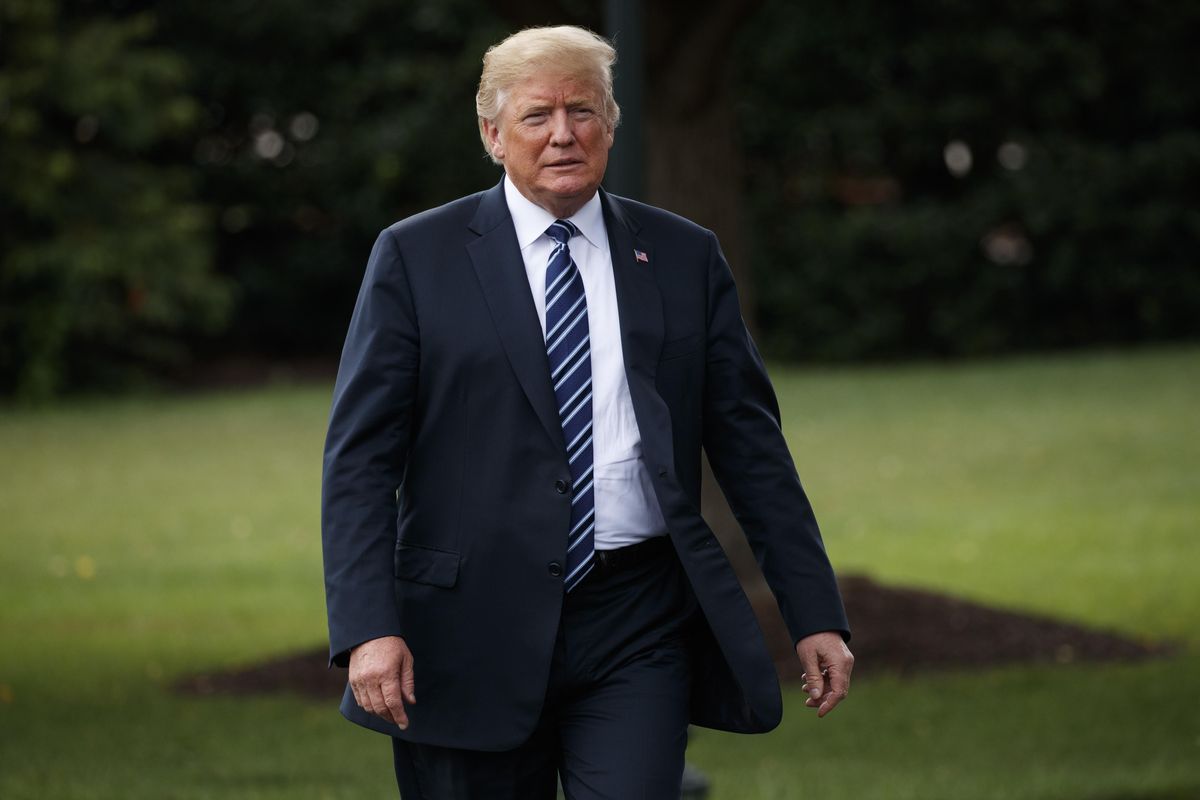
left=699, top=230, right=851, bottom=645
left=321, top=228, right=419, bottom=667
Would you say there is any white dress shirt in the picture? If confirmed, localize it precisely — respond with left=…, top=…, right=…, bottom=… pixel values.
left=503, top=176, right=667, bottom=550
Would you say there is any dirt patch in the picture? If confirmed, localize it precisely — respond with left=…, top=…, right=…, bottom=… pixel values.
left=174, top=574, right=1173, bottom=698
left=179, top=648, right=348, bottom=698
left=756, top=575, right=1173, bottom=682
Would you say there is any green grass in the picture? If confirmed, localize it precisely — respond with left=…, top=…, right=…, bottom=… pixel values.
left=2, top=346, right=1198, bottom=799
left=777, top=346, right=1200, bottom=641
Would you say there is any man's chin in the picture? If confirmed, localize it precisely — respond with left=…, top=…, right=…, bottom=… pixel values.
left=535, top=181, right=601, bottom=214
left=538, top=171, right=588, bottom=190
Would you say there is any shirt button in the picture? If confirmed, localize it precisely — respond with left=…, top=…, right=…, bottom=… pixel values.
left=547, top=561, right=563, bottom=577
left=555, top=479, right=569, bottom=494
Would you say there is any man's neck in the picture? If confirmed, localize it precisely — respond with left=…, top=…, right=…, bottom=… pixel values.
left=505, top=178, right=597, bottom=220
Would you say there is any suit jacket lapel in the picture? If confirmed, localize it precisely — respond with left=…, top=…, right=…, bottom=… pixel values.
left=467, top=181, right=566, bottom=452
left=601, top=189, right=664, bottom=395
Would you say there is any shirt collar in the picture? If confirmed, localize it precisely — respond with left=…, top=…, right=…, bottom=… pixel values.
left=503, top=175, right=605, bottom=251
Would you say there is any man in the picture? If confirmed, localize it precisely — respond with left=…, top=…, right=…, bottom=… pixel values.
left=322, top=24, right=853, bottom=799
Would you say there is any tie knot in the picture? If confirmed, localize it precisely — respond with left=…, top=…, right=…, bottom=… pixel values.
left=546, top=219, right=579, bottom=246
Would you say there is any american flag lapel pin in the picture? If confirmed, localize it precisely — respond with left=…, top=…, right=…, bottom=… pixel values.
left=634, top=249, right=649, bottom=263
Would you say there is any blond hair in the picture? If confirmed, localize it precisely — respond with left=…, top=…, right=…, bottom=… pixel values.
left=476, top=25, right=621, bottom=163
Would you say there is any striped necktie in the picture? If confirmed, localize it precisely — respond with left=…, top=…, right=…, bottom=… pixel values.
left=544, top=219, right=595, bottom=592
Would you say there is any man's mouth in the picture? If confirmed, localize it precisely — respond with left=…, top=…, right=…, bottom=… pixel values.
left=546, top=160, right=581, bottom=168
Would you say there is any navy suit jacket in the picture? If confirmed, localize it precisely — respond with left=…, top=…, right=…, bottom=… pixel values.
left=321, top=179, right=849, bottom=750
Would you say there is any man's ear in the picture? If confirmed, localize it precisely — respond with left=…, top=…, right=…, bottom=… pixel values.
left=482, top=118, right=505, bottom=161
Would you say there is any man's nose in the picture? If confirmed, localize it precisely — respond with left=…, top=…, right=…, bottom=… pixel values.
left=548, top=109, right=574, bottom=145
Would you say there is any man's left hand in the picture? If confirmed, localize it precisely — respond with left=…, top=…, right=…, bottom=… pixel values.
left=795, top=631, right=854, bottom=718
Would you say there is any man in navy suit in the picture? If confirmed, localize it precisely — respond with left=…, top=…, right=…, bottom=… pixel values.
left=322, top=24, right=853, bottom=799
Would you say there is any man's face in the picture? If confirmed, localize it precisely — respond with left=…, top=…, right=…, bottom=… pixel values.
left=483, top=73, right=614, bottom=219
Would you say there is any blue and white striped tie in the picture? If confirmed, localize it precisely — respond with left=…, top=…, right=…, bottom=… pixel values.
left=544, top=220, right=594, bottom=592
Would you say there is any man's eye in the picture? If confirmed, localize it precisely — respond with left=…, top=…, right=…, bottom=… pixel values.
left=524, top=112, right=548, bottom=123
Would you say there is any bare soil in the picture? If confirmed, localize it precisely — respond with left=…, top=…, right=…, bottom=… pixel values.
left=758, top=574, right=1172, bottom=683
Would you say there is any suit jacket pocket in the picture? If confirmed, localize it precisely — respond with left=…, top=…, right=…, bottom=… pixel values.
left=394, top=542, right=460, bottom=588
left=659, top=333, right=704, bottom=362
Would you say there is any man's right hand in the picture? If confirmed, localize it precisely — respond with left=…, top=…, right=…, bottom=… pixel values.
left=348, top=635, right=416, bottom=729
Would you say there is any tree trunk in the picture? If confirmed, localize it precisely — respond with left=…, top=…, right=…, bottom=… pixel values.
left=643, top=78, right=753, bottom=326
left=642, top=0, right=761, bottom=327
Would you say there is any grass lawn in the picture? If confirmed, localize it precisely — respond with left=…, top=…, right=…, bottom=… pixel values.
left=1, top=346, right=1197, bottom=799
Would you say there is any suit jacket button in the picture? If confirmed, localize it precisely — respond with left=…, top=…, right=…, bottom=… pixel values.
left=547, top=561, right=563, bottom=577
left=555, top=479, right=569, bottom=494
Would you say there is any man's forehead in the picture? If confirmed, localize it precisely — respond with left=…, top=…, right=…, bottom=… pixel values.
left=508, top=74, right=603, bottom=105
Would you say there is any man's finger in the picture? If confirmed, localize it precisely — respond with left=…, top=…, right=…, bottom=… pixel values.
left=400, top=651, right=417, bottom=705
left=380, top=675, right=409, bottom=729
left=363, top=681, right=393, bottom=724
left=798, top=651, right=824, bottom=703
left=817, top=664, right=850, bottom=718
left=352, top=679, right=382, bottom=718
left=351, top=677, right=377, bottom=716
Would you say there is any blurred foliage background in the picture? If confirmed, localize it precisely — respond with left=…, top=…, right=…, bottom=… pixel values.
left=740, top=0, right=1200, bottom=360
left=2, top=0, right=1198, bottom=398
